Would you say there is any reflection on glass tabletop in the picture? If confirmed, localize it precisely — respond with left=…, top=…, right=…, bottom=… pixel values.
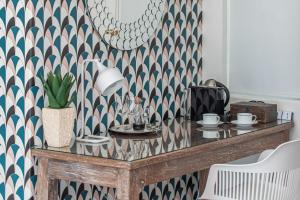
left=32, top=119, right=291, bottom=162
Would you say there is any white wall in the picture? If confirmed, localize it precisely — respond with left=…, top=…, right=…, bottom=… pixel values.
left=228, top=0, right=300, bottom=139
left=229, top=0, right=300, bottom=99
left=202, top=0, right=228, bottom=84
left=203, top=0, right=299, bottom=139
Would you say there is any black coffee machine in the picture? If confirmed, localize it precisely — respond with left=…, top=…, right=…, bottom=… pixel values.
left=190, top=79, right=230, bottom=121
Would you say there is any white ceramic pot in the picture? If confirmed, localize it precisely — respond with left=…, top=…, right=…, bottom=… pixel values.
left=42, top=107, right=75, bottom=147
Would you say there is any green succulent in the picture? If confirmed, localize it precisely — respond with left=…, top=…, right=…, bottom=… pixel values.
left=40, top=72, right=75, bottom=109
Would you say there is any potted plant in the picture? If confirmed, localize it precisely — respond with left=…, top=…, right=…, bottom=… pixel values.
left=40, top=72, right=75, bottom=147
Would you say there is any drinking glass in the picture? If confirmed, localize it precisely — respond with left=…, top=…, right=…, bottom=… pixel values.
left=132, top=98, right=145, bottom=130
left=144, top=106, right=151, bottom=128
left=113, top=101, right=124, bottom=125
left=123, top=94, right=135, bottom=128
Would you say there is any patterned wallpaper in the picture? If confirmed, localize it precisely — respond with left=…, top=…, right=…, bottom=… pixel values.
left=0, top=0, right=202, bottom=199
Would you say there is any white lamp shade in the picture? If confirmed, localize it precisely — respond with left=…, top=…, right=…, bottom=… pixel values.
left=78, top=59, right=125, bottom=140
left=96, top=67, right=125, bottom=96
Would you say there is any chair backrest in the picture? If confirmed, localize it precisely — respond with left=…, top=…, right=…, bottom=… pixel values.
left=201, top=140, right=300, bottom=200
left=256, top=139, right=300, bottom=172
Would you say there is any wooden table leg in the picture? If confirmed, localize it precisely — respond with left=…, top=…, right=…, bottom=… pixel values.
left=37, top=158, right=58, bottom=200
left=199, top=169, right=210, bottom=195
left=116, top=169, right=141, bottom=200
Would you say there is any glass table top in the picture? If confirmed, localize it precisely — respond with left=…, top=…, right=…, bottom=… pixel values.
left=33, top=118, right=291, bottom=162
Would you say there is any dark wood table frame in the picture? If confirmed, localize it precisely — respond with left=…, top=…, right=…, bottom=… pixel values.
left=32, top=123, right=292, bottom=200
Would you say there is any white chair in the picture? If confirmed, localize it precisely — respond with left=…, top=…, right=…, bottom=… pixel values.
left=199, top=140, right=300, bottom=200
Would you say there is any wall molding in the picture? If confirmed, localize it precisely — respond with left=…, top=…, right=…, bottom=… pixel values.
left=225, top=0, right=230, bottom=87
left=231, top=92, right=300, bottom=102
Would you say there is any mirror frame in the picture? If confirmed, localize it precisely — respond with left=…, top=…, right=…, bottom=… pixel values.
left=87, top=0, right=165, bottom=50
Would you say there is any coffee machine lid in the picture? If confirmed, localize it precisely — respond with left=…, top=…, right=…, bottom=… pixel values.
left=190, top=85, right=224, bottom=89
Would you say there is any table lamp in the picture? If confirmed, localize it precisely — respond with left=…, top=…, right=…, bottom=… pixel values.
left=76, top=59, right=125, bottom=143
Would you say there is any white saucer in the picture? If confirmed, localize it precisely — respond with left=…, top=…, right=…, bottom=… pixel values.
left=197, top=127, right=224, bottom=132
left=197, top=121, right=224, bottom=128
left=231, top=120, right=258, bottom=127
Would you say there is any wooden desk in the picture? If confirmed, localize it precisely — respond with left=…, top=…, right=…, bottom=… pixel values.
left=32, top=119, right=292, bottom=200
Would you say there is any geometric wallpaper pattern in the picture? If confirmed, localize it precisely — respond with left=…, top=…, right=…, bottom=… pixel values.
left=0, top=0, right=202, bottom=199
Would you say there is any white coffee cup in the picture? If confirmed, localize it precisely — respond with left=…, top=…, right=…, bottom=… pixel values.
left=203, top=113, right=220, bottom=124
left=203, top=130, right=220, bottom=139
left=237, top=113, right=257, bottom=124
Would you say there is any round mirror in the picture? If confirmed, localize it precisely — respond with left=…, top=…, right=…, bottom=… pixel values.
left=87, top=0, right=165, bottom=50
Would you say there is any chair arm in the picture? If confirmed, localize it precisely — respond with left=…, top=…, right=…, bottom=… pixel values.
left=257, top=149, right=274, bottom=162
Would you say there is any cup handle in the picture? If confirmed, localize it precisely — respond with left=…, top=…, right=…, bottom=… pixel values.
left=252, top=115, right=257, bottom=122
left=216, top=116, right=221, bottom=123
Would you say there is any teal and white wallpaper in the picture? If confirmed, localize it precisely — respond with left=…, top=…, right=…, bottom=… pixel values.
left=0, top=0, right=202, bottom=199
